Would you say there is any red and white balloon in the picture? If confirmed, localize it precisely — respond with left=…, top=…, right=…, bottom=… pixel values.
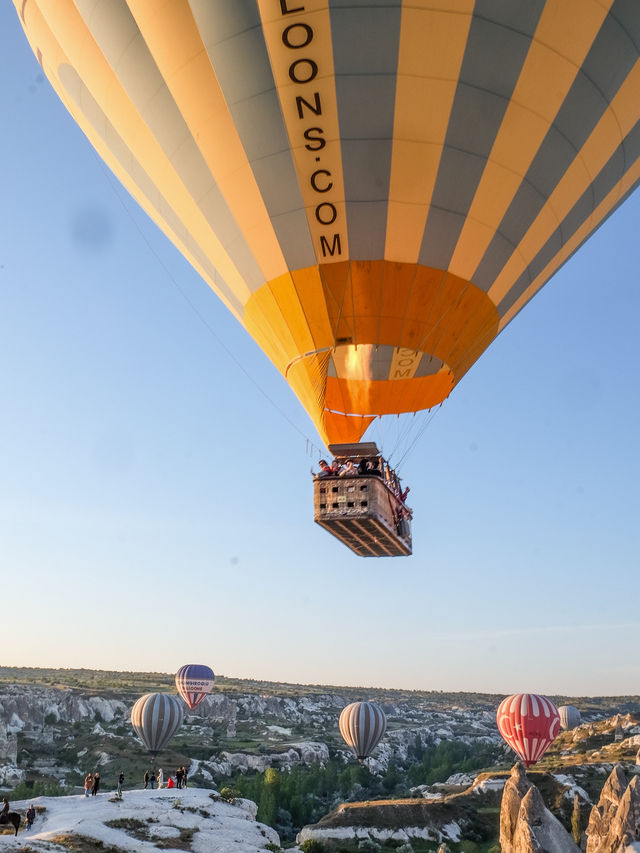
left=496, top=693, right=560, bottom=767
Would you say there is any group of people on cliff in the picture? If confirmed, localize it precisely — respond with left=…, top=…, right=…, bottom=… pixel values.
left=80, top=765, right=190, bottom=798
left=0, top=797, right=36, bottom=831
left=83, top=771, right=100, bottom=796
left=142, top=765, right=188, bottom=789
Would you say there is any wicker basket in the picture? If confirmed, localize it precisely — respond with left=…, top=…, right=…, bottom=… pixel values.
left=313, top=475, right=412, bottom=557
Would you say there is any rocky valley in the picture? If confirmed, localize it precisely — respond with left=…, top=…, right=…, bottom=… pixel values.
left=1, top=668, right=639, bottom=851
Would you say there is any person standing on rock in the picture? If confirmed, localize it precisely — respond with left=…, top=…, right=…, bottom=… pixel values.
left=157, top=768, right=164, bottom=789
left=150, top=770, right=157, bottom=789
left=182, top=766, right=188, bottom=788
left=143, top=770, right=150, bottom=789
left=84, top=773, right=93, bottom=797
left=117, top=772, right=124, bottom=796
left=176, top=767, right=183, bottom=789
left=92, top=772, right=100, bottom=795
left=25, top=804, right=35, bottom=830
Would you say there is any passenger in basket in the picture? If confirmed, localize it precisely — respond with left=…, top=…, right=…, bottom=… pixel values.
left=339, top=460, right=357, bottom=476
left=330, top=458, right=343, bottom=475
left=368, top=458, right=383, bottom=477
left=357, top=458, right=370, bottom=475
left=316, top=459, right=332, bottom=477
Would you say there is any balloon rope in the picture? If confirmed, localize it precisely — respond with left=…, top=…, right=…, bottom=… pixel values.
left=395, top=406, right=441, bottom=469
left=95, top=162, right=320, bottom=453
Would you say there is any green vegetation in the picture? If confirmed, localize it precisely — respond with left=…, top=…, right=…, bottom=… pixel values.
left=104, top=817, right=197, bottom=849
left=10, top=780, right=70, bottom=800
left=105, top=817, right=151, bottom=841
left=222, top=739, right=500, bottom=842
left=405, top=740, right=497, bottom=786
left=49, top=835, right=125, bottom=853
left=228, top=760, right=382, bottom=838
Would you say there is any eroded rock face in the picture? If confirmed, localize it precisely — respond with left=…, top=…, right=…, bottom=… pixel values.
left=501, top=762, right=533, bottom=849
left=512, top=786, right=581, bottom=853
left=586, top=766, right=640, bottom=853
left=0, top=721, right=17, bottom=764
left=0, top=685, right=126, bottom=728
left=500, top=763, right=579, bottom=853
left=586, top=765, right=629, bottom=851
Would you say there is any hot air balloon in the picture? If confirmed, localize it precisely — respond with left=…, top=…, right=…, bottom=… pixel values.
left=175, top=664, right=216, bottom=711
left=131, top=693, right=184, bottom=757
left=339, top=701, right=387, bottom=762
left=13, top=1, right=640, bottom=447
left=497, top=693, right=560, bottom=768
left=558, top=705, right=582, bottom=731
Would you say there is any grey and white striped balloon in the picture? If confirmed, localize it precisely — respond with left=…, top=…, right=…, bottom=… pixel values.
left=130, top=693, right=184, bottom=756
left=339, top=701, right=387, bottom=762
left=558, top=705, right=581, bottom=731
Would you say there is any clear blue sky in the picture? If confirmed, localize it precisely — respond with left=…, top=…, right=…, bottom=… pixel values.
left=1, top=5, right=639, bottom=696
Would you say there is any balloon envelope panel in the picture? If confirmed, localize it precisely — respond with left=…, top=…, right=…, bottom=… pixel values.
left=175, top=664, right=216, bottom=711
left=496, top=693, right=560, bottom=767
left=339, top=701, right=387, bottom=761
left=14, top=1, right=640, bottom=444
left=131, top=693, right=184, bottom=756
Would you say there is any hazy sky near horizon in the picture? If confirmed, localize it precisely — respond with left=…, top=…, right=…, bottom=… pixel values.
left=1, top=5, right=639, bottom=698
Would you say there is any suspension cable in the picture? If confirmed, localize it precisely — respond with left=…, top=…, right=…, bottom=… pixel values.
left=95, top=161, right=320, bottom=452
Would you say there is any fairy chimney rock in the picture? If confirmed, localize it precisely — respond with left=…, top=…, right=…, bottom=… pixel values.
left=586, top=770, right=640, bottom=853
left=586, top=765, right=630, bottom=853
left=500, top=763, right=580, bottom=853
left=501, top=762, right=534, bottom=850
left=512, top=786, right=581, bottom=853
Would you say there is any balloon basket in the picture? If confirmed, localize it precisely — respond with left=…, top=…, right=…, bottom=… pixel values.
left=314, top=474, right=412, bottom=556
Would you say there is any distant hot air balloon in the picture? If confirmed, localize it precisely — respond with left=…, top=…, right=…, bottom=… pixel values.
left=558, top=705, right=582, bottom=731
left=131, top=693, right=184, bottom=757
left=175, top=664, right=216, bottom=711
left=339, top=701, right=387, bottom=762
left=12, top=3, right=640, bottom=447
left=497, top=693, right=560, bottom=768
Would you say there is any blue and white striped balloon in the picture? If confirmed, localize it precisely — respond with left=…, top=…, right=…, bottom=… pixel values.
left=175, top=664, right=216, bottom=710
left=339, top=701, right=387, bottom=762
left=130, top=693, right=183, bottom=756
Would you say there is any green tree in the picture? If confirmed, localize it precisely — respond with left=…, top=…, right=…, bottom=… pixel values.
left=258, top=767, right=281, bottom=826
left=299, top=841, right=325, bottom=852
left=383, top=760, right=401, bottom=794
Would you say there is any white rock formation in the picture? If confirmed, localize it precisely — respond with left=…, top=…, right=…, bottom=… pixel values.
left=513, top=787, right=581, bottom=853
left=0, top=786, right=279, bottom=852
left=0, top=685, right=126, bottom=727
left=586, top=766, right=640, bottom=853
left=500, top=762, right=579, bottom=853
left=0, top=720, right=18, bottom=764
